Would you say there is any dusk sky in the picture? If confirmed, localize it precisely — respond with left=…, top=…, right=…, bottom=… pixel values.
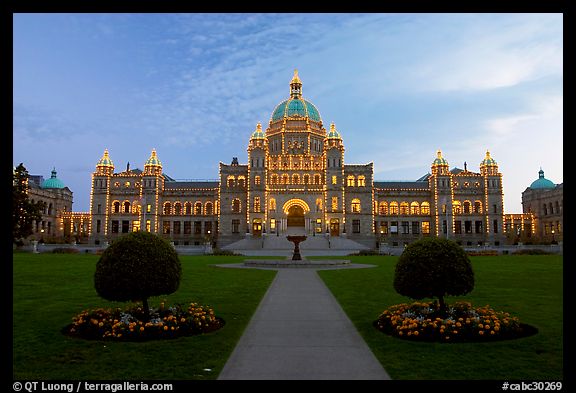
left=13, top=13, right=563, bottom=213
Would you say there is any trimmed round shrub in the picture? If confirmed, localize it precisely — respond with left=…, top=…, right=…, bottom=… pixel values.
left=94, top=232, right=182, bottom=318
left=393, top=237, right=474, bottom=315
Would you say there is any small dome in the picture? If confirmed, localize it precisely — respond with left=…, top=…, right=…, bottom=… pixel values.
left=41, top=168, right=65, bottom=189
left=97, top=149, right=114, bottom=168
left=530, top=168, right=556, bottom=189
left=432, top=150, right=449, bottom=166
left=251, top=123, right=265, bottom=139
left=145, top=149, right=162, bottom=167
left=327, top=123, right=341, bottom=139
left=480, top=150, right=498, bottom=167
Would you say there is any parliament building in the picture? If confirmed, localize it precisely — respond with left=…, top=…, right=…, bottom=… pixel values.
left=80, top=71, right=512, bottom=249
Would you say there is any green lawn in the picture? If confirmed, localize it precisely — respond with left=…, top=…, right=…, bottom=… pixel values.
left=12, top=253, right=276, bottom=380
left=317, top=255, right=563, bottom=380
left=13, top=253, right=563, bottom=380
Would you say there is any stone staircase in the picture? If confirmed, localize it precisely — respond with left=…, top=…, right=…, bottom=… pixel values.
left=221, top=228, right=370, bottom=255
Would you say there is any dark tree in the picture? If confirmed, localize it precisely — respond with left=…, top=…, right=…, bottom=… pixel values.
left=393, top=237, right=474, bottom=316
left=94, top=231, right=182, bottom=320
left=12, top=163, right=45, bottom=245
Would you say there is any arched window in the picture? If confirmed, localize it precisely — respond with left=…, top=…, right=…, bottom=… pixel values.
left=113, top=201, right=120, bottom=213
left=227, top=176, right=235, bottom=188
left=410, top=202, right=420, bottom=215
left=269, top=198, right=276, bottom=211
left=314, top=174, right=321, bottom=184
left=453, top=201, right=462, bottom=214
left=48, top=203, right=53, bottom=215
left=379, top=201, right=388, bottom=215
left=347, top=175, right=355, bottom=187
left=292, top=174, right=300, bottom=184
left=351, top=199, right=361, bottom=213
left=474, top=201, right=482, bottom=214
left=271, top=174, right=278, bottom=185
left=282, top=174, right=289, bottom=184
left=232, top=198, right=241, bottom=213
left=184, top=202, right=192, bottom=215
left=421, top=202, right=430, bottom=215
left=400, top=202, right=409, bottom=215
left=463, top=200, right=471, bottom=214
left=194, top=202, right=202, bottom=215
left=555, top=201, right=560, bottom=214
left=238, top=176, right=246, bottom=188
left=163, top=202, right=172, bottom=215
left=543, top=204, right=547, bottom=215
left=389, top=201, right=399, bottom=215
left=174, top=202, right=182, bottom=215
left=303, top=174, right=310, bottom=185
left=357, top=175, right=366, bottom=187
left=205, top=201, right=213, bottom=215
left=124, top=201, right=131, bottom=213
left=254, top=197, right=261, bottom=212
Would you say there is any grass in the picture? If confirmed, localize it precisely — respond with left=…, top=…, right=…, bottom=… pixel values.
left=317, top=255, right=563, bottom=380
left=13, top=253, right=563, bottom=380
left=12, top=253, right=276, bottom=380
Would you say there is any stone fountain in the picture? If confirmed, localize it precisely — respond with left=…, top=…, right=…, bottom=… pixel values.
left=286, top=235, right=307, bottom=260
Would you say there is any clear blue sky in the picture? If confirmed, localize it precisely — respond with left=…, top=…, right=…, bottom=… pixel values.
left=13, top=13, right=563, bottom=213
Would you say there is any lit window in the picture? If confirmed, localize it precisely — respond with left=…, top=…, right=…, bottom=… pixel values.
left=332, top=175, right=337, bottom=185
left=174, top=202, right=182, bottom=215
left=125, top=181, right=130, bottom=187
left=227, top=176, right=235, bottom=188
left=357, top=176, right=366, bottom=187
left=347, top=175, right=355, bottom=187
left=420, top=202, right=430, bottom=215
left=255, top=176, right=261, bottom=186
left=453, top=201, right=462, bottom=214
left=163, top=202, right=172, bottom=215
left=389, top=201, right=399, bottom=215
left=422, top=221, right=430, bottom=234
left=400, top=202, right=409, bottom=215
left=410, top=202, right=420, bottom=215
left=331, top=197, right=338, bottom=212
left=238, top=176, right=246, bottom=188
left=194, top=202, right=202, bottom=215
left=254, top=197, right=261, bottom=212
left=351, top=199, right=361, bottom=213
left=269, top=198, right=276, bottom=211
left=379, top=201, right=388, bottom=215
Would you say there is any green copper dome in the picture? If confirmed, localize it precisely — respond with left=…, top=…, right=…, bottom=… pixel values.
left=271, top=98, right=322, bottom=122
left=530, top=169, right=555, bottom=189
left=41, top=168, right=65, bottom=189
left=251, top=123, right=265, bottom=139
left=432, top=150, right=449, bottom=166
left=327, top=123, right=341, bottom=139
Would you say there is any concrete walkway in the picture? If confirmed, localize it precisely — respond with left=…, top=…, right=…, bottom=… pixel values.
left=217, top=268, right=391, bottom=380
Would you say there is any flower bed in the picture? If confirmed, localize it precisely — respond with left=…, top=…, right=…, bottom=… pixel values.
left=63, top=302, right=224, bottom=341
left=375, top=301, right=537, bottom=342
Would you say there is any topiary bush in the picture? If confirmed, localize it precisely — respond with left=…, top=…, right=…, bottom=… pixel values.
left=94, top=232, right=182, bottom=320
left=393, top=237, right=474, bottom=316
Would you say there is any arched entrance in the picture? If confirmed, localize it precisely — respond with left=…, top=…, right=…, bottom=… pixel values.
left=287, top=205, right=305, bottom=227
left=282, top=199, right=310, bottom=229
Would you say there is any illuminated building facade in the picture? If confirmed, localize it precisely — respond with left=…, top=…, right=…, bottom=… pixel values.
left=25, top=168, right=73, bottom=241
left=87, top=71, right=507, bottom=248
left=520, top=169, right=563, bottom=243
